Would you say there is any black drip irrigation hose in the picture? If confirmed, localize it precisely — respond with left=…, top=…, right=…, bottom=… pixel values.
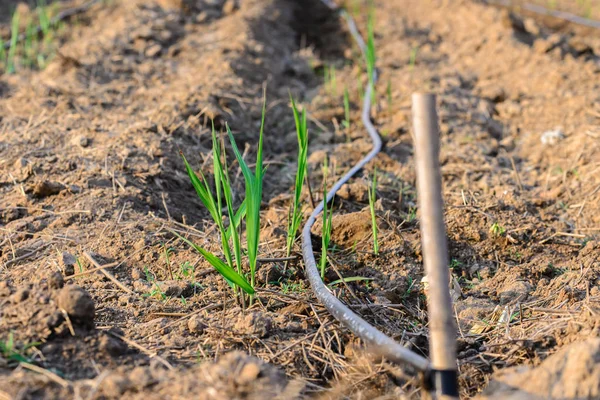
left=483, top=0, right=600, bottom=29
left=301, top=3, right=430, bottom=373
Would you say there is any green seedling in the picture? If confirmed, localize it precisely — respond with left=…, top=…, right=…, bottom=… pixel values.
left=343, top=86, right=351, bottom=131
left=328, top=276, right=374, bottom=287
left=226, top=97, right=266, bottom=294
left=0, top=333, right=39, bottom=365
left=409, top=46, right=418, bottom=70
left=286, top=96, right=309, bottom=259
left=142, top=267, right=167, bottom=300
left=386, top=80, right=392, bottom=107
left=179, top=94, right=266, bottom=302
left=320, top=179, right=334, bottom=279
left=489, top=222, right=506, bottom=237
left=368, top=169, right=379, bottom=255
left=6, top=10, right=20, bottom=74
left=163, top=243, right=174, bottom=280
left=365, top=5, right=376, bottom=102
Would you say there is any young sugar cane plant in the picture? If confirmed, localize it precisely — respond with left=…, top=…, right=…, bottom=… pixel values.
left=368, top=168, right=379, bottom=254
left=176, top=96, right=266, bottom=305
left=286, top=96, right=309, bottom=258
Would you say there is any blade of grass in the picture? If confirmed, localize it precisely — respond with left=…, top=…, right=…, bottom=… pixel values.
left=287, top=95, right=309, bottom=258
left=368, top=168, right=379, bottom=255
left=7, top=10, right=20, bottom=74
left=172, top=232, right=254, bottom=294
left=328, top=276, right=374, bottom=287
left=226, top=91, right=266, bottom=290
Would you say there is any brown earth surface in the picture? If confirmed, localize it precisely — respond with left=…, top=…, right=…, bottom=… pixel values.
left=1, top=0, right=599, bottom=398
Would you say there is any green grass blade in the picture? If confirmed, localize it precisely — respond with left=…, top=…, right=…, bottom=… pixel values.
left=172, top=231, right=254, bottom=295
left=225, top=93, right=266, bottom=287
left=181, top=153, right=220, bottom=224
left=328, top=276, right=374, bottom=287
left=7, top=11, right=20, bottom=74
left=287, top=95, right=309, bottom=257
left=368, top=168, right=379, bottom=255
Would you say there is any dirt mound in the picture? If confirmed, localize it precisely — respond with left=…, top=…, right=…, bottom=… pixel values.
left=480, top=338, right=600, bottom=399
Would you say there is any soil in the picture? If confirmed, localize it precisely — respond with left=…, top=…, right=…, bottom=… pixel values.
left=1, top=0, right=599, bottom=398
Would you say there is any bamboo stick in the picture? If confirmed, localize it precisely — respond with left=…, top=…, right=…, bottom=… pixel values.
left=412, top=93, right=458, bottom=399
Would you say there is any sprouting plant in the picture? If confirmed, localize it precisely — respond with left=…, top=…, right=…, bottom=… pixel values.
left=75, top=257, right=84, bottom=273
left=406, top=206, right=417, bottom=223
left=226, top=103, right=266, bottom=296
left=320, top=176, right=334, bottom=279
left=328, top=276, right=374, bottom=287
left=280, top=281, right=305, bottom=294
left=286, top=95, right=309, bottom=259
left=0, top=333, right=40, bottom=365
left=449, top=259, right=462, bottom=270
left=365, top=5, right=376, bottom=101
left=343, top=86, right=351, bottom=131
left=368, top=169, right=379, bottom=255
left=163, top=243, right=174, bottom=280
left=489, top=222, right=506, bottom=237
left=6, top=10, right=20, bottom=74
left=179, top=261, right=194, bottom=278
left=177, top=94, right=266, bottom=304
left=409, top=45, right=418, bottom=70
left=386, top=80, right=392, bottom=107
left=142, top=267, right=167, bottom=300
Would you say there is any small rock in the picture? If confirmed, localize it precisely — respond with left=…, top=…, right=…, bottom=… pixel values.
left=541, top=128, right=565, bottom=146
left=131, top=267, right=144, bottom=280
left=187, top=314, right=207, bottom=334
left=155, top=280, right=193, bottom=297
left=234, top=312, right=272, bottom=338
left=57, top=285, right=95, bottom=324
left=129, top=366, right=153, bottom=389
left=72, top=135, right=90, bottom=148
left=145, top=43, right=163, bottom=58
left=48, top=271, right=64, bottom=289
left=9, top=288, right=30, bottom=303
left=102, top=373, right=131, bottom=397
left=498, top=280, right=530, bottom=305
left=236, top=362, right=261, bottom=385
left=223, top=0, right=239, bottom=14
left=99, top=333, right=127, bottom=356
left=68, top=185, right=82, bottom=194
left=337, top=181, right=369, bottom=202
left=523, top=18, right=540, bottom=36
left=32, top=180, right=65, bottom=198
left=59, top=252, right=77, bottom=276
left=13, top=157, right=32, bottom=181
left=46, top=311, right=64, bottom=329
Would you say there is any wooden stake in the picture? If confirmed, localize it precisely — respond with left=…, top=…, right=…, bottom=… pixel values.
left=412, top=93, right=458, bottom=399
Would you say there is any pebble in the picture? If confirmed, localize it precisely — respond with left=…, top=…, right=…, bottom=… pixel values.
left=60, top=252, right=77, bottom=277
left=48, top=271, right=65, bottom=289
left=234, top=312, right=272, bottom=338
left=541, top=128, right=565, bottom=146
left=236, top=362, right=261, bottom=385
left=32, top=180, right=65, bottom=198
left=187, top=314, right=207, bottom=334
left=155, top=280, right=193, bottom=297
left=145, top=43, right=163, bottom=58
left=57, top=285, right=95, bottom=324
left=10, top=288, right=30, bottom=303
left=129, top=366, right=153, bottom=389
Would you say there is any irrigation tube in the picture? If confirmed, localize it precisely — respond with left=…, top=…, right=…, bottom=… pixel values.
left=300, top=5, right=431, bottom=373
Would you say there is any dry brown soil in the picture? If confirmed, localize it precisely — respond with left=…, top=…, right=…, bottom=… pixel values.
left=1, top=0, right=599, bottom=398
